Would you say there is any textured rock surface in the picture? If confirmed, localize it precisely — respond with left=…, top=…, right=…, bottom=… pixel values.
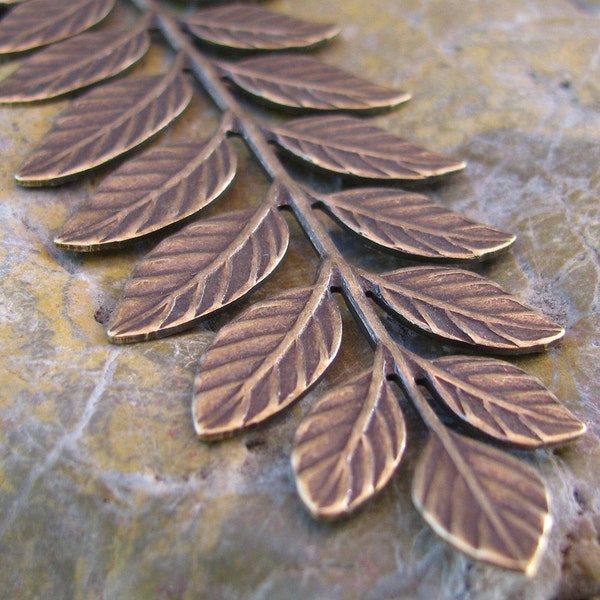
left=0, top=1, right=598, bottom=598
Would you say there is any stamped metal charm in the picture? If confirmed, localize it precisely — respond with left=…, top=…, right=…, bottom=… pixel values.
left=0, top=0, right=586, bottom=575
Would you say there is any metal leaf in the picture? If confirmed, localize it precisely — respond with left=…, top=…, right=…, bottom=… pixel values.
left=320, top=187, right=515, bottom=261
left=421, top=355, right=586, bottom=448
left=193, top=269, right=342, bottom=439
left=15, top=58, right=192, bottom=186
left=184, top=3, right=340, bottom=51
left=54, top=129, right=237, bottom=250
left=292, top=349, right=406, bottom=518
left=222, top=54, right=410, bottom=112
left=272, top=115, right=465, bottom=180
left=0, top=22, right=150, bottom=102
left=362, top=266, right=564, bottom=353
left=412, top=429, right=551, bottom=574
left=108, top=197, right=289, bottom=343
left=0, top=0, right=115, bottom=53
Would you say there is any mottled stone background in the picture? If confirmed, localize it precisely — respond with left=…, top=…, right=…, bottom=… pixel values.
left=0, top=1, right=599, bottom=598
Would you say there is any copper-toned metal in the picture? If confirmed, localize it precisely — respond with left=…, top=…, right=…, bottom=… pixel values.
left=272, top=114, right=466, bottom=180
left=184, top=3, right=340, bottom=51
left=421, top=355, right=586, bottom=448
left=0, top=0, right=587, bottom=576
left=412, top=429, right=551, bottom=574
left=222, top=54, right=410, bottom=112
left=319, top=187, right=515, bottom=261
left=292, top=348, right=406, bottom=518
left=361, top=266, right=565, bottom=353
left=55, top=123, right=236, bottom=250
left=193, top=265, right=342, bottom=439
left=15, top=57, right=192, bottom=186
left=0, top=0, right=115, bottom=53
left=108, top=196, right=289, bottom=343
left=0, top=22, right=150, bottom=102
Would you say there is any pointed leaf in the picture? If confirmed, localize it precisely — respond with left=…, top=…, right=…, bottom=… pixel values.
left=0, top=0, right=115, bottom=53
left=362, top=266, right=564, bottom=353
left=193, top=270, right=342, bottom=439
left=321, top=188, right=515, bottom=260
left=223, top=54, right=410, bottom=112
left=55, top=132, right=237, bottom=250
left=412, top=430, right=551, bottom=574
left=108, top=199, right=289, bottom=343
left=422, top=355, right=586, bottom=447
left=0, top=23, right=150, bottom=102
left=273, top=115, right=465, bottom=180
left=184, top=3, right=340, bottom=51
left=15, top=59, right=192, bottom=186
left=292, top=349, right=406, bottom=518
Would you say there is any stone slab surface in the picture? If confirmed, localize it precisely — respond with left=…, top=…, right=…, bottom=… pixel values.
left=0, top=1, right=599, bottom=598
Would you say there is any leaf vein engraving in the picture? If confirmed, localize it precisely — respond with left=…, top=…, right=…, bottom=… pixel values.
left=2, top=0, right=584, bottom=573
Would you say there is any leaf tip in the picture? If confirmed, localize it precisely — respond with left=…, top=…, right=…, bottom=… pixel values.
left=290, top=449, right=347, bottom=520
left=192, top=415, right=230, bottom=442
left=106, top=317, right=148, bottom=345
left=291, top=476, right=339, bottom=521
left=575, top=419, right=588, bottom=438
left=393, top=90, right=412, bottom=106
left=106, top=328, right=129, bottom=345
left=53, top=234, right=103, bottom=252
left=532, top=323, right=565, bottom=352
left=53, top=232, right=79, bottom=251
left=192, top=389, right=247, bottom=441
left=556, top=413, right=588, bottom=444
left=437, top=158, right=467, bottom=176
left=14, top=168, right=40, bottom=188
left=107, top=312, right=173, bottom=344
left=485, top=231, right=517, bottom=257
left=15, top=161, right=68, bottom=187
left=524, top=511, right=553, bottom=577
left=319, top=23, right=343, bottom=44
left=551, top=325, right=566, bottom=343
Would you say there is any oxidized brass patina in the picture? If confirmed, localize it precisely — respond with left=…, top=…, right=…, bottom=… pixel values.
left=0, top=0, right=587, bottom=576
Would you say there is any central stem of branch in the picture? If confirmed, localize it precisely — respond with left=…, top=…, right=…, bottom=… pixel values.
left=128, top=0, right=445, bottom=435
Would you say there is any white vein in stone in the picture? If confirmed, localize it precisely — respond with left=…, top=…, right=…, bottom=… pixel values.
left=0, top=349, right=120, bottom=537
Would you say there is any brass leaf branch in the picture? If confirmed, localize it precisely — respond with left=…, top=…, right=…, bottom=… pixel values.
left=0, top=0, right=586, bottom=575
left=129, top=0, right=584, bottom=573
